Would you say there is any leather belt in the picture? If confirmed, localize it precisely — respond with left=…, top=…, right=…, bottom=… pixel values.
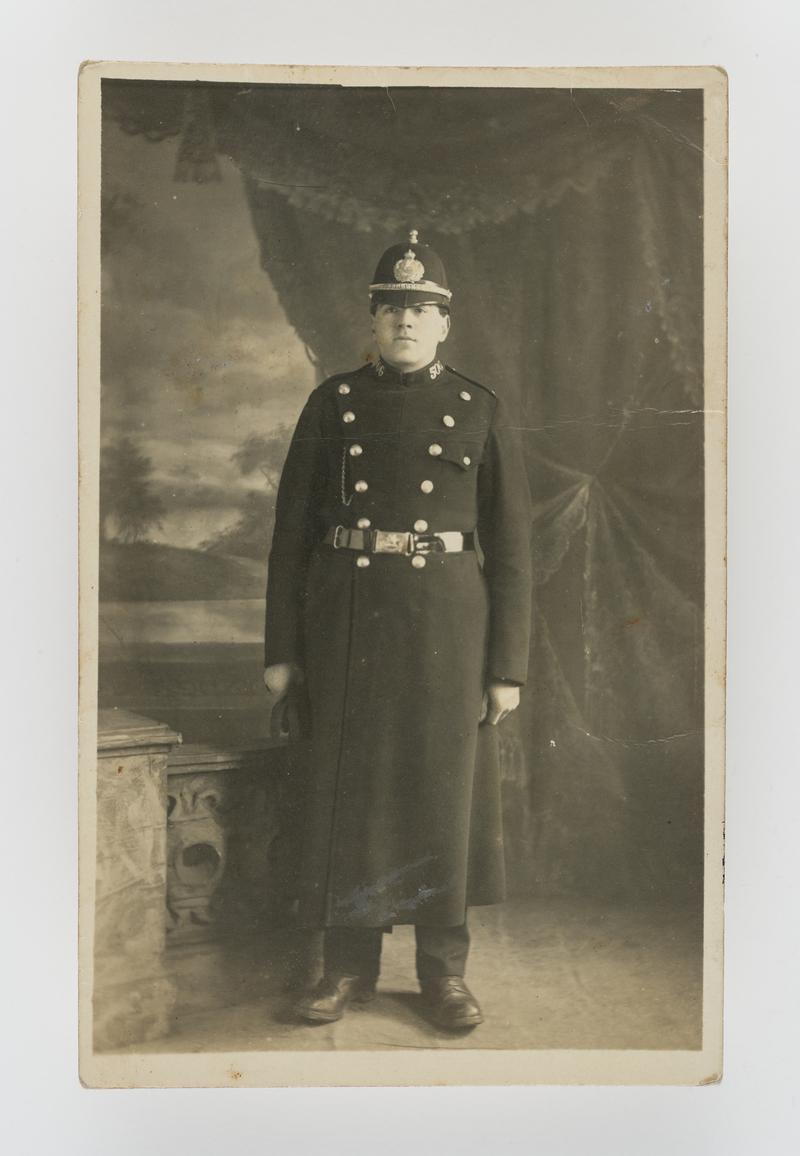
left=323, top=525, right=475, bottom=555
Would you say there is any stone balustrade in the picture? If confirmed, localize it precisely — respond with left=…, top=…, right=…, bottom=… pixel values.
left=94, top=708, right=296, bottom=1051
left=165, top=741, right=295, bottom=945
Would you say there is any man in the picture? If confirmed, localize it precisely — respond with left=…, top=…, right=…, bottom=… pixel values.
left=264, top=231, right=531, bottom=1030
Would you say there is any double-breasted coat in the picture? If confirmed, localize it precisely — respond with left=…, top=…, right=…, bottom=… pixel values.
left=265, top=355, right=532, bottom=928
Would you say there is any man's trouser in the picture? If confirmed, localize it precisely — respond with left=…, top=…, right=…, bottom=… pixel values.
left=323, top=920, right=470, bottom=983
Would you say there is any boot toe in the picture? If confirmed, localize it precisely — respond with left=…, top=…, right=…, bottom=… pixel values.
left=421, top=976, right=484, bottom=1030
left=294, top=974, right=376, bottom=1023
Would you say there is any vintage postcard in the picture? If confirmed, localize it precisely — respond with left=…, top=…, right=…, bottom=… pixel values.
left=78, top=62, right=727, bottom=1088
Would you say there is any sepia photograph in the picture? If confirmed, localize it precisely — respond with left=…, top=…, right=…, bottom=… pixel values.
left=77, top=62, right=726, bottom=1087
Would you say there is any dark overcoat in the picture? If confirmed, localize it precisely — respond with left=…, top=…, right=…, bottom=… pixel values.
left=265, top=356, right=531, bottom=928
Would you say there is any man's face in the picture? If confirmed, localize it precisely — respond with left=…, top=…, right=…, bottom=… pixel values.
left=371, top=303, right=451, bottom=372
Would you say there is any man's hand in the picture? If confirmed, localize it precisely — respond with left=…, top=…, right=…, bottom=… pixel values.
left=263, top=663, right=304, bottom=697
left=479, top=681, right=520, bottom=726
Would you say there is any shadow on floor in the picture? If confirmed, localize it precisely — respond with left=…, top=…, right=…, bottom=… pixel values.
left=113, top=896, right=704, bottom=1054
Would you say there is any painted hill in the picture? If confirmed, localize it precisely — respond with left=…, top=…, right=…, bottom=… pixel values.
left=99, top=541, right=265, bottom=602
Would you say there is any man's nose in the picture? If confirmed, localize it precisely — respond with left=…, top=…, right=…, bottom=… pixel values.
left=395, top=310, right=415, bottom=328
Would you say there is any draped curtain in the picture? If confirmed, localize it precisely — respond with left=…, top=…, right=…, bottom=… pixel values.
left=106, top=81, right=705, bottom=898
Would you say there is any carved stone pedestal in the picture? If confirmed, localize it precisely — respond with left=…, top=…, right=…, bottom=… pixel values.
left=166, top=741, right=295, bottom=945
left=94, top=709, right=181, bottom=1051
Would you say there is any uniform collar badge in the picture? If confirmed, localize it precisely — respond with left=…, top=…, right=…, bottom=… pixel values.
left=373, top=357, right=444, bottom=382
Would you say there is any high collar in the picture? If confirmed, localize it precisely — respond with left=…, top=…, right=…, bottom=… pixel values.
left=371, top=356, right=445, bottom=385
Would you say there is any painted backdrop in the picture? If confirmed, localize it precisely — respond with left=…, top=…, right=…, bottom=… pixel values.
left=99, top=82, right=704, bottom=900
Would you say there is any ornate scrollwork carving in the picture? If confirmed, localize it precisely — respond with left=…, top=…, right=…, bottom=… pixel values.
left=166, top=772, right=228, bottom=942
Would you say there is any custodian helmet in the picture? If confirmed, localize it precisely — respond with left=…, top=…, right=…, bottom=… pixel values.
left=369, top=229, right=452, bottom=310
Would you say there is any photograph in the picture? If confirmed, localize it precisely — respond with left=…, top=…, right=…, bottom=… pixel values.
left=77, top=62, right=726, bottom=1087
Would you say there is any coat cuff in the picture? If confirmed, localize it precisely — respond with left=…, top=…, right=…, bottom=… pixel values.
left=487, top=633, right=529, bottom=687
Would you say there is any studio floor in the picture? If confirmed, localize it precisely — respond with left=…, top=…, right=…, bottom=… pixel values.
left=117, top=897, right=703, bottom=1054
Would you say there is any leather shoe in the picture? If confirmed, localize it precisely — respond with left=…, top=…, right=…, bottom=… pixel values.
left=420, top=976, right=484, bottom=1029
left=294, top=973, right=376, bottom=1024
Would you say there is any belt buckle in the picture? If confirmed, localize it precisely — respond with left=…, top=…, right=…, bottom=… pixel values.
left=414, top=533, right=446, bottom=555
left=331, top=525, right=345, bottom=549
left=373, top=530, right=413, bottom=554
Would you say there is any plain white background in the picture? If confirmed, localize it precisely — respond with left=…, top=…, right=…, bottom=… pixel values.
left=2, top=1, right=797, bottom=1151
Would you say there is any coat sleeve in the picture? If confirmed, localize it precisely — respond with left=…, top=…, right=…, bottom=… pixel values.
left=476, top=390, right=533, bottom=686
left=264, top=388, right=327, bottom=668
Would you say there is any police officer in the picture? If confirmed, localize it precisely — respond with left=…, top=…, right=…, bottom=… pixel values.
left=264, top=231, right=532, bottom=1029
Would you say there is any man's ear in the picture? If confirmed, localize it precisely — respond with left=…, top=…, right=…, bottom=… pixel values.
left=440, top=313, right=451, bottom=342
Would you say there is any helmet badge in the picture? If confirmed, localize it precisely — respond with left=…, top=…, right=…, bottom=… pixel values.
left=392, top=228, right=425, bottom=283
left=393, top=250, right=425, bottom=284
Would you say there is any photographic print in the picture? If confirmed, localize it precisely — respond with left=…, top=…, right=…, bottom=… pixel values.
left=78, top=63, right=726, bottom=1087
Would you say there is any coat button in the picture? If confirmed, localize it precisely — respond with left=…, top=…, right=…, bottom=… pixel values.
left=428, top=443, right=443, bottom=456
left=442, top=415, right=455, bottom=428
left=356, top=555, right=370, bottom=568
left=463, top=455, right=471, bottom=466
left=414, top=519, right=428, bottom=532
left=349, top=444, right=363, bottom=456
left=354, top=480, right=369, bottom=493
left=420, top=480, right=434, bottom=494
left=459, top=390, right=472, bottom=401
left=338, top=383, right=351, bottom=395
left=357, top=517, right=371, bottom=529
left=411, top=555, right=427, bottom=569
left=342, top=411, right=356, bottom=423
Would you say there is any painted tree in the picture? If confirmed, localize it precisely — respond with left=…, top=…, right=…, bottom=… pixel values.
left=100, top=435, right=166, bottom=543
left=201, top=426, right=293, bottom=560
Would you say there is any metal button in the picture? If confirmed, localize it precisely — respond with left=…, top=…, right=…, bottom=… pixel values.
left=411, top=555, right=427, bottom=569
left=354, top=480, right=369, bottom=493
left=459, top=390, right=472, bottom=401
left=356, top=555, right=370, bottom=568
left=357, top=517, right=371, bottom=529
left=414, top=519, right=429, bottom=532
left=442, top=415, right=455, bottom=428
left=428, top=443, right=443, bottom=456
left=342, top=411, right=356, bottom=423
left=463, top=455, right=471, bottom=466
left=349, top=444, right=363, bottom=456
left=338, top=383, right=351, bottom=395
left=420, top=480, right=434, bottom=494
